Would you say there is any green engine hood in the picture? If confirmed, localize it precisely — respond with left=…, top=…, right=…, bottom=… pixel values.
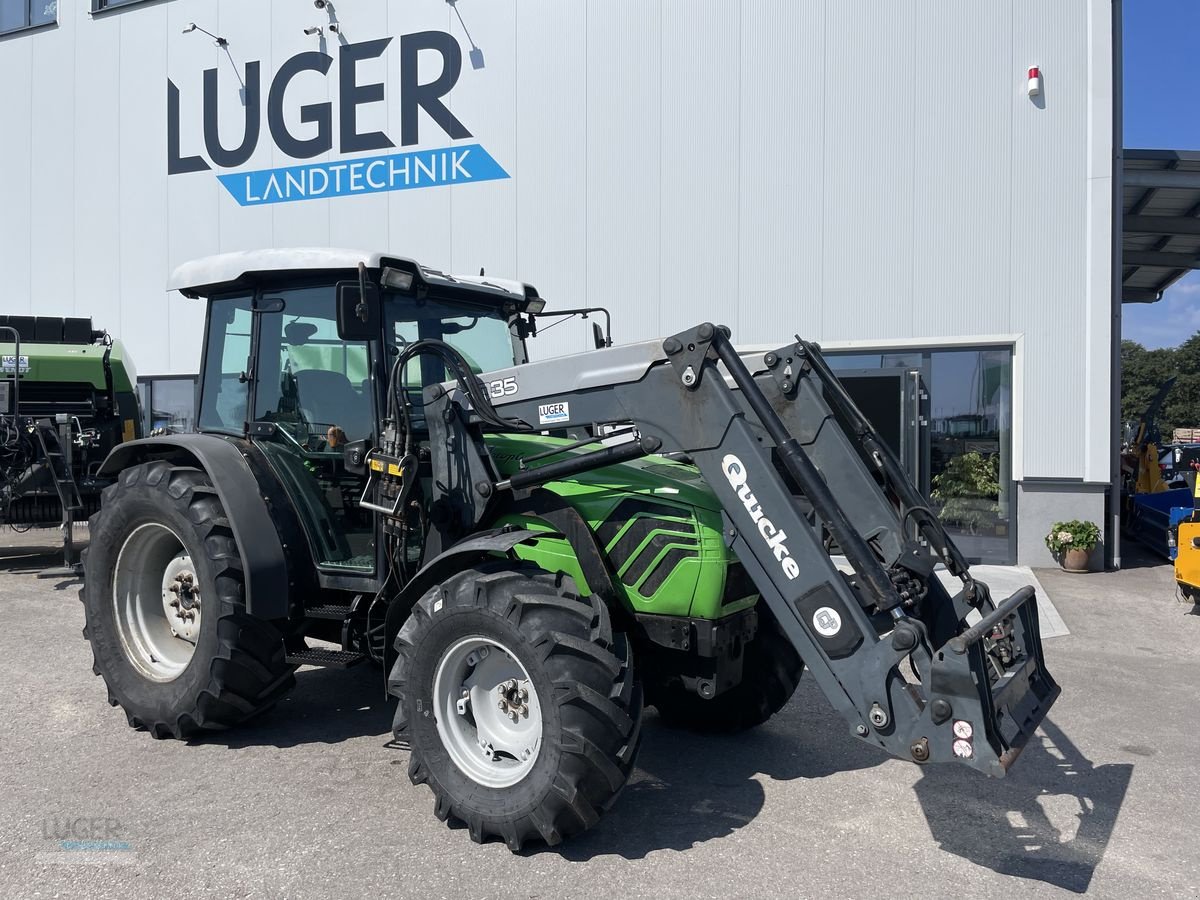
left=485, top=433, right=750, bottom=621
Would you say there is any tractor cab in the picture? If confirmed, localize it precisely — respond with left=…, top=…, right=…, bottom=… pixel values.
left=172, top=249, right=544, bottom=578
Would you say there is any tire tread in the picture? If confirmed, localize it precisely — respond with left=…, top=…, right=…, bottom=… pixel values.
left=389, top=560, right=642, bottom=850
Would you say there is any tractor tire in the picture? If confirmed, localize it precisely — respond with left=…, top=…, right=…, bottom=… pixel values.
left=647, top=607, right=803, bottom=733
left=81, top=461, right=296, bottom=739
left=389, top=561, right=642, bottom=850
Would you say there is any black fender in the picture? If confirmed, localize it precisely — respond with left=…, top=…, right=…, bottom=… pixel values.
left=504, top=488, right=620, bottom=607
left=382, top=527, right=545, bottom=674
left=98, top=435, right=292, bottom=619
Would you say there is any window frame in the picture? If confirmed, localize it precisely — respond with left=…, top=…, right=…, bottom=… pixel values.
left=136, top=373, right=199, bottom=436
left=824, top=342, right=1017, bottom=565
left=0, top=0, right=57, bottom=37
left=89, top=0, right=154, bottom=13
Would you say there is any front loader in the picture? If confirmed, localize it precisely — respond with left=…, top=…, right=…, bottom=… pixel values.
left=81, top=249, right=1058, bottom=850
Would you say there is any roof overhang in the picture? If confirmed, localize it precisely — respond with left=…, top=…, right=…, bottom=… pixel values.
left=1122, top=149, right=1200, bottom=303
left=166, top=247, right=540, bottom=309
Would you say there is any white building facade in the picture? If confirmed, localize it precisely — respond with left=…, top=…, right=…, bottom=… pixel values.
left=0, top=0, right=1118, bottom=565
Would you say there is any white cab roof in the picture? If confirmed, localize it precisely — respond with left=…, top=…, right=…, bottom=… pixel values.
left=167, top=248, right=535, bottom=301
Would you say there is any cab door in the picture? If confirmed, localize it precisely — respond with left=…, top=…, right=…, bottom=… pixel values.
left=248, top=285, right=378, bottom=575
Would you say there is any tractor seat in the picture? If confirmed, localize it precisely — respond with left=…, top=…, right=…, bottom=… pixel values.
left=293, top=369, right=372, bottom=442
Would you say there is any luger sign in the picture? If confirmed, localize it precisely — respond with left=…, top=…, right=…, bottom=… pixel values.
left=168, top=31, right=509, bottom=206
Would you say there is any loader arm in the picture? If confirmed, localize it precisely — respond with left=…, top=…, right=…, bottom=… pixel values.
left=422, top=323, right=1059, bottom=777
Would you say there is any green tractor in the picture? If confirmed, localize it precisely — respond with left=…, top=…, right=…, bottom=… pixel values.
left=1, top=317, right=141, bottom=560
left=82, top=249, right=1058, bottom=850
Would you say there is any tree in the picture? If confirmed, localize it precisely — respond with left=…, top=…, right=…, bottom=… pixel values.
left=1121, top=339, right=1180, bottom=441
left=1162, top=333, right=1200, bottom=439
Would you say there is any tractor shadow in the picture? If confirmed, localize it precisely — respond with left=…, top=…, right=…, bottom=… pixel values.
left=193, top=662, right=395, bottom=749
left=912, top=718, right=1132, bottom=894
left=543, top=697, right=1128, bottom=881
left=537, top=676, right=889, bottom=861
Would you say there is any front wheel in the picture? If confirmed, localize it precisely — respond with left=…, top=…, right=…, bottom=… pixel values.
left=388, top=562, right=643, bottom=850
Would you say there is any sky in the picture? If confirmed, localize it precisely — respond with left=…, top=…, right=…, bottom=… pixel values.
left=1121, top=0, right=1200, bottom=349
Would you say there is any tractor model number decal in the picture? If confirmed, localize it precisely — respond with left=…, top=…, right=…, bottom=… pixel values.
left=486, top=376, right=518, bottom=399
left=538, top=402, right=570, bottom=426
left=722, top=454, right=800, bottom=580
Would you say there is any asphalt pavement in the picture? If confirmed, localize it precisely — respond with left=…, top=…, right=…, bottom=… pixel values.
left=0, top=527, right=1196, bottom=899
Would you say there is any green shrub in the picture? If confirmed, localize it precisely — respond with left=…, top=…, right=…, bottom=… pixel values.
left=1044, top=519, right=1101, bottom=553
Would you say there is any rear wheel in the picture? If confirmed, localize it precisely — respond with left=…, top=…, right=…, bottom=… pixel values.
left=389, top=561, right=643, bottom=850
left=647, top=606, right=803, bottom=733
left=81, top=461, right=296, bottom=738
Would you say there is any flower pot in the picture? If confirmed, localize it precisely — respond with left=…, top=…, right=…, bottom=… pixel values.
left=1062, top=548, right=1090, bottom=573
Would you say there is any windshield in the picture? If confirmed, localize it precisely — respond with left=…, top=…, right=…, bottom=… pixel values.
left=386, top=293, right=518, bottom=386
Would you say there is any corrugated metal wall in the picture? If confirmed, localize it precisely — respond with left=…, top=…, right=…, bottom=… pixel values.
left=0, top=0, right=1112, bottom=483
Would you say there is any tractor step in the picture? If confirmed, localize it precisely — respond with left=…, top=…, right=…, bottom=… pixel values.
left=285, top=647, right=366, bottom=669
left=303, top=603, right=355, bottom=621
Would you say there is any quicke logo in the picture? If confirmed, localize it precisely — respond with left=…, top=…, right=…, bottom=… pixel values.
left=812, top=606, right=842, bottom=636
left=721, top=454, right=799, bottom=580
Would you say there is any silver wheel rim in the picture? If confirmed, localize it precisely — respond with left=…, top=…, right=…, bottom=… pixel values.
left=112, top=523, right=201, bottom=682
left=432, top=636, right=543, bottom=788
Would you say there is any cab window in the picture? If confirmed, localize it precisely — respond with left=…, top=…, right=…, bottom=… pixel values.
left=198, top=295, right=253, bottom=433
left=254, top=287, right=373, bottom=445
left=388, top=294, right=517, bottom=387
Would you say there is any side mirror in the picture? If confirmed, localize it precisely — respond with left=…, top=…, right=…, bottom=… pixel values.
left=592, top=322, right=606, bottom=350
left=336, top=281, right=381, bottom=341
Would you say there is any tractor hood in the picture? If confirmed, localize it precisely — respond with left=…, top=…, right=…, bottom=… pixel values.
left=483, top=433, right=721, bottom=512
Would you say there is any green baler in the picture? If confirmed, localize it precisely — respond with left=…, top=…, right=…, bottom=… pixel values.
left=0, top=316, right=141, bottom=527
